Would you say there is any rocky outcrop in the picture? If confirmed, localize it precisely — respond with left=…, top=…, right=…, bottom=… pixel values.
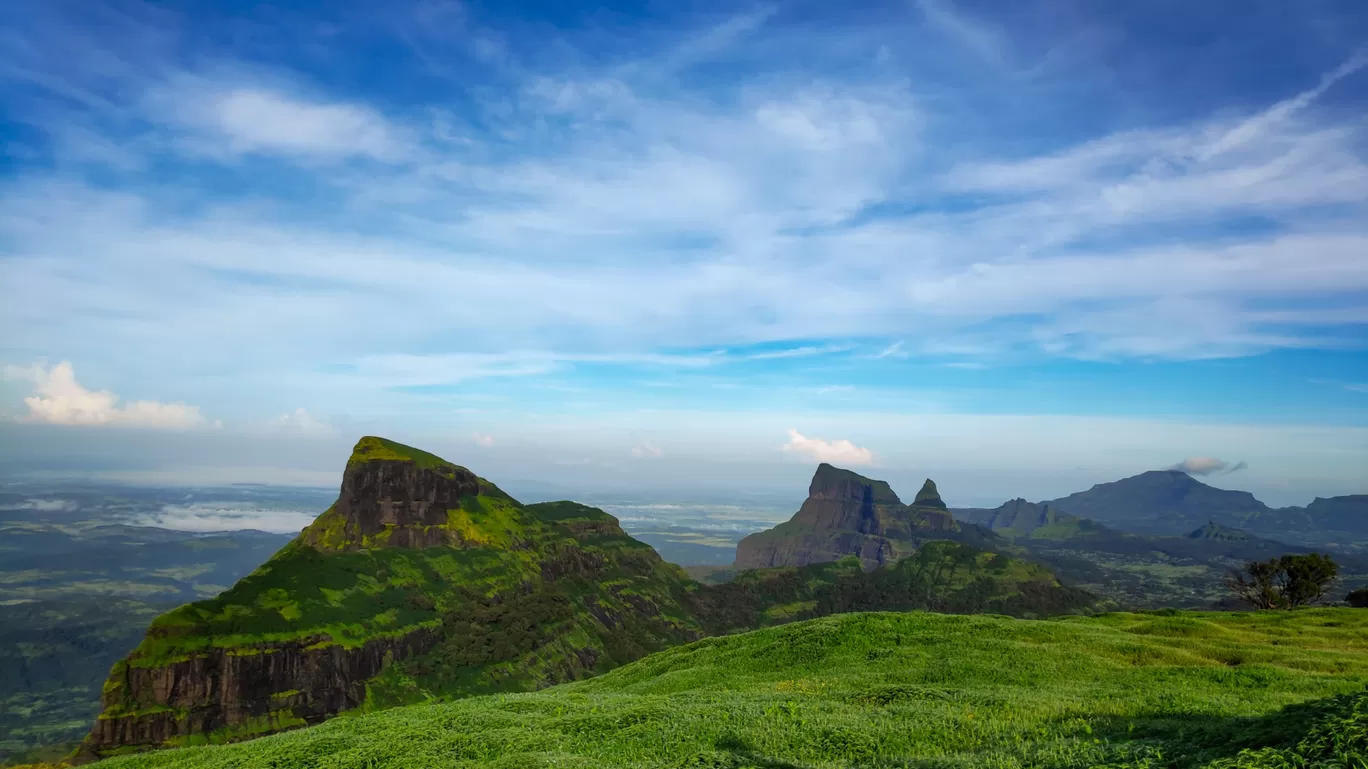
left=77, top=628, right=438, bottom=762
left=300, top=438, right=493, bottom=551
left=734, top=465, right=959, bottom=570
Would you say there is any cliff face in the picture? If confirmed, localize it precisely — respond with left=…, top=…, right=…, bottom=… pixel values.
left=81, top=628, right=438, bottom=760
left=734, top=464, right=959, bottom=570
left=78, top=438, right=703, bottom=762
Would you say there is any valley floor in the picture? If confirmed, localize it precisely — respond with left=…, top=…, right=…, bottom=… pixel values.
left=78, top=608, right=1368, bottom=769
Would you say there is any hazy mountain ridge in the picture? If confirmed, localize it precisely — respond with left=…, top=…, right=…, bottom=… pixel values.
left=953, top=478, right=1368, bottom=608
left=1039, top=470, right=1368, bottom=548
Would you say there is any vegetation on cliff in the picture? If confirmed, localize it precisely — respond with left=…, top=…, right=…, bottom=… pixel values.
left=82, top=608, right=1368, bottom=769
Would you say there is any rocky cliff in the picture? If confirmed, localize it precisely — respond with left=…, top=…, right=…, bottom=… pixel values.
left=76, top=437, right=703, bottom=762
left=733, top=464, right=959, bottom=569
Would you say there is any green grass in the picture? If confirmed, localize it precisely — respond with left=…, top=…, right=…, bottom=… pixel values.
left=90, top=608, right=1368, bottom=769
left=347, top=436, right=463, bottom=473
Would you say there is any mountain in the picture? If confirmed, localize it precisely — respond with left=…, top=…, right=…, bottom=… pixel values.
left=732, top=464, right=960, bottom=569
left=1042, top=470, right=1368, bottom=550
left=1043, top=470, right=1271, bottom=536
left=76, top=437, right=704, bottom=762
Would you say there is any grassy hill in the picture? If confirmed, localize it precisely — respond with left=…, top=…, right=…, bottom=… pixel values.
left=75, top=608, right=1368, bottom=769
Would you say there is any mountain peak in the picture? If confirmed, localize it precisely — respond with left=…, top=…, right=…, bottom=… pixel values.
left=304, top=436, right=515, bottom=551
left=809, top=463, right=901, bottom=505
left=913, top=479, right=947, bottom=509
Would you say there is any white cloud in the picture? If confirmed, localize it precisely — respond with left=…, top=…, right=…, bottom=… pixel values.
left=631, top=439, right=664, bottom=458
left=780, top=428, right=875, bottom=466
left=1167, top=457, right=1248, bottom=476
left=4, top=361, right=207, bottom=429
left=154, top=81, right=408, bottom=162
left=267, top=407, right=335, bottom=435
left=472, top=432, right=495, bottom=447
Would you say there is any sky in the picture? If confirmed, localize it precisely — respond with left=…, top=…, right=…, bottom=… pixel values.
left=1, top=0, right=1366, bottom=508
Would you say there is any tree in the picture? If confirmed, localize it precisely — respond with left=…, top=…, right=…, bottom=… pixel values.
left=1226, top=554, right=1338, bottom=610
left=1278, top=553, right=1338, bottom=608
left=1346, top=588, right=1368, bottom=609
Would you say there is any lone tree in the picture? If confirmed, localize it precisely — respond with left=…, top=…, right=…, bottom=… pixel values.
left=1226, top=553, right=1338, bottom=610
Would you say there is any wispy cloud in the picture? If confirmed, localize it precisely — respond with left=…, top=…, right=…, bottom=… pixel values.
left=152, top=82, right=411, bottom=162
left=0, top=0, right=1365, bottom=445
left=472, top=432, right=495, bottom=447
left=875, top=341, right=908, bottom=359
left=914, top=0, right=1008, bottom=68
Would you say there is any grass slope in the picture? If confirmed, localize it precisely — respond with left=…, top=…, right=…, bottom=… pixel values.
left=87, top=608, right=1368, bottom=769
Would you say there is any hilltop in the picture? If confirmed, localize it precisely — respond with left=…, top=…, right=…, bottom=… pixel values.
left=79, top=608, right=1368, bottom=769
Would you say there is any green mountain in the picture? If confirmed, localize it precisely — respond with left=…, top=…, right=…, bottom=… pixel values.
left=73, top=609, right=1368, bottom=769
left=733, top=464, right=961, bottom=569
left=76, top=437, right=704, bottom=762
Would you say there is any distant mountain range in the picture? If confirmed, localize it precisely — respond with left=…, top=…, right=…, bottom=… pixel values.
left=1030, top=469, right=1368, bottom=549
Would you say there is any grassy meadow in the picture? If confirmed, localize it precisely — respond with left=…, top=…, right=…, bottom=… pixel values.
left=84, top=608, right=1368, bottom=769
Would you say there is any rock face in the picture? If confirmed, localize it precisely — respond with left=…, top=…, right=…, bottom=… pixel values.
left=734, top=464, right=959, bottom=570
left=301, top=438, right=486, bottom=551
left=77, top=437, right=703, bottom=763
left=82, top=628, right=439, bottom=757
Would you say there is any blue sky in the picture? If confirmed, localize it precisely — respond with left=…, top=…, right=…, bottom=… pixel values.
left=1, top=0, right=1366, bottom=506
